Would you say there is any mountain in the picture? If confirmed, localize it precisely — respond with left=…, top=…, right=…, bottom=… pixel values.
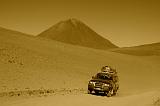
left=0, top=27, right=33, bottom=37
left=38, top=18, right=118, bottom=50
left=112, top=42, right=160, bottom=56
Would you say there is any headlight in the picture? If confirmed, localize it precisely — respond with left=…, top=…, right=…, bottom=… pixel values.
left=103, top=83, right=110, bottom=87
left=89, top=81, right=96, bottom=86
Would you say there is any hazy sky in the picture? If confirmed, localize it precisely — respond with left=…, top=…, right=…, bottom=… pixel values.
left=0, top=0, right=160, bottom=47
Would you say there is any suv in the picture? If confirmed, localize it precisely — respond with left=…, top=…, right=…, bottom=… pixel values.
left=88, top=68, right=119, bottom=97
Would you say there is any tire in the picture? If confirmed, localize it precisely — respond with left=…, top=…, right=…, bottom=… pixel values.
left=88, top=90, right=92, bottom=94
left=107, top=91, right=112, bottom=97
left=112, top=90, right=117, bottom=96
left=112, top=86, right=119, bottom=95
left=107, top=89, right=113, bottom=97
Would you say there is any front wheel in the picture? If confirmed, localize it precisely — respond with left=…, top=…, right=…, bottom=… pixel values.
left=106, top=91, right=112, bottom=97
left=112, top=90, right=117, bottom=96
left=88, top=90, right=92, bottom=94
left=106, top=89, right=114, bottom=97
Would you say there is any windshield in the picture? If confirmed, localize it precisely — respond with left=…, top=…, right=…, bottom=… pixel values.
left=95, top=73, right=113, bottom=80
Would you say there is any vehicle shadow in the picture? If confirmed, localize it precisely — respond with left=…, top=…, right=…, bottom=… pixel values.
left=87, top=92, right=109, bottom=97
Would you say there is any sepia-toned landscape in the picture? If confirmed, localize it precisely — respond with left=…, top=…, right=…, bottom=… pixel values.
left=0, top=0, right=160, bottom=106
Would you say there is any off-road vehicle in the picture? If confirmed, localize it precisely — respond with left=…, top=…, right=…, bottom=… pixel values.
left=88, top=66, right=119, bottom=97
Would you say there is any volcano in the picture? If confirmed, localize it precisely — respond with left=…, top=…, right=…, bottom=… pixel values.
left=38, top=18, right=118, bottom=50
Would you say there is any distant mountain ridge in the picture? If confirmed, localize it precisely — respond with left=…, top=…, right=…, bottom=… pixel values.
left=38, top=18, right=118, bottom=50
left=1, top=23, right=160, bottom=56
left=0, top=27, right=33, bottom=37
left=112, top=42, right=160, bottom=56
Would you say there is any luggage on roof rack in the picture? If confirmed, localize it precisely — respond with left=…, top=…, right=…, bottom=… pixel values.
left=101, top=66, right=117, bottom=75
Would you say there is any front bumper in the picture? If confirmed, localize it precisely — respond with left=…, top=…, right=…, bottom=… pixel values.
left=88, top=83, right=110, bottom=92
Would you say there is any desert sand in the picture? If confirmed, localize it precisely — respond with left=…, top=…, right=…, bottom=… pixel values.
left=1, top=91, right=160, bottom=106
left=112, top=42, right=160, bottom=56
left=0, top=27, right=160, bottom=106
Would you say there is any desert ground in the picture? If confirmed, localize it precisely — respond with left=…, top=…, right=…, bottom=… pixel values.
left=0, top=27, right=160, bottom=106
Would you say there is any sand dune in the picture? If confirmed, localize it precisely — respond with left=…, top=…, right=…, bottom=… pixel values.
left=0, top=27, right=160, bottom=106
left=112, top=42, right=160, bottom=56
left=38, top=18, right=118, bottom=50
left=0, top=27, right=160, bottom=92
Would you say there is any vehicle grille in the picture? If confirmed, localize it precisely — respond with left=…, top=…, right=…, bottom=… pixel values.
left=95, top=82, right=103, bottom=88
